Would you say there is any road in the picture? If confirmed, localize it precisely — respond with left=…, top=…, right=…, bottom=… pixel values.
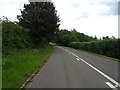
left=29, top=46, right=120, bottom=89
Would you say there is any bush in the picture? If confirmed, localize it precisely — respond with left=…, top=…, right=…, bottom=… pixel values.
left=69, top=39, right=120, bottom=59
left=2, top=20, right=32, bottom=55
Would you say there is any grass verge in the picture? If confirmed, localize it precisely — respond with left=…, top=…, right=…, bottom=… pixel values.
left=65, top=46, right=120, bottom=62
left=2, top=45, right=53, bottom=88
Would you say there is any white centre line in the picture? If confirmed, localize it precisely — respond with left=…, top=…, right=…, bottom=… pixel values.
left=58, top=46, right=120, bottom=88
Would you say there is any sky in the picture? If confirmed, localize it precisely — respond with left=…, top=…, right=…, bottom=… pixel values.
left=0, top=0, right=119, bottom=38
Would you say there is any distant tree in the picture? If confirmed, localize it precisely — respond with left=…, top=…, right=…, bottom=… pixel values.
left=102, top=36, right=110, bottom=40
left=55, top=29, right=96, bottom=45
left=106, top=36, right=109, bottom=39
left=111, top=36, right=116, bottom=39
left=55, top=29, right=78, bottom=46
left=17, top=2, right=60, bottom=45
left=1, top=16, right=10, bottom=22
left=71, top=28, right=77, bottom=32
left=94, top=35, right=97, bottom=40
left=99, top=37, right=102, bottom=40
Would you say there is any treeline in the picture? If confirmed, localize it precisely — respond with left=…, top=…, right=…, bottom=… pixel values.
left=55, top=29, right=97, bottom=46
left=2, top=1, right=119, bottom=60
left=55, top=29, right=120, bottom=59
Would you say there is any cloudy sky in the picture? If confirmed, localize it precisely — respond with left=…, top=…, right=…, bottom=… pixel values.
left=0, top=0, right=119, bottom=38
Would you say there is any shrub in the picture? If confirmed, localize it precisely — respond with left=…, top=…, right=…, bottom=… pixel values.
left=2, top=20, right=32, bottom=55
left=69, top=39, right=120, bottom=59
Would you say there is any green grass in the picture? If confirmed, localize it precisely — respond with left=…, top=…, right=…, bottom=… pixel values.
left=66, top=46, right=120, bottom=62
left=2, top=45, right=53, bottom=88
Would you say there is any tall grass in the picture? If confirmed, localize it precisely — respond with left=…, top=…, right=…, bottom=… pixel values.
left=2, top=45, right=53, bottom=88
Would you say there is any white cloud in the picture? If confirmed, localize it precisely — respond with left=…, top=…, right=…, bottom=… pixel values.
left=77, top=16, right=118, bottom=38
left=0, top=0, right=29, bottom=21
left=0, top=0, right=118, bottom=38
left=52, top=0, right=118, bottom=38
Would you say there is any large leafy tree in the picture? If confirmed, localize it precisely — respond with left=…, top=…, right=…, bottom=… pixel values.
left=55, top=29, right=78, bottom=46
left=17, top=2, right=60, bottom=44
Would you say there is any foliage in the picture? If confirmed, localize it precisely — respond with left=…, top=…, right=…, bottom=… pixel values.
left=2, top=19, right=32, bottom=55
left=55, top=29, right=78, bottom=46
left=2, top=2, right=60, bottom=88
left=17, top=2, right=60, bottom=44
left=102, top=36, right=110, bottom=40
left=69, top=39, right=120, bottom=59
left=2, top=17, right=54, bottom=88
left=55, top=29, right=96, bottom=46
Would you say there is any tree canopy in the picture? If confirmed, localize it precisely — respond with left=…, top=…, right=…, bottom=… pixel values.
left=17, top=2, right=60, bottom=45
left=55, top=29, right=97, bottom=46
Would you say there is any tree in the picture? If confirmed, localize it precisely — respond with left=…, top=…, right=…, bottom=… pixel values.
left=102, top=36, right=110, bottom=40
left=55, top=29, right=97, bottom=46
left=94, top=35, right=97, bottom=40
left=17, top=2, right=60, bottom=45
left=111, top=36, right=115, bottom=39
left=55, top=29, right=78, bottom=46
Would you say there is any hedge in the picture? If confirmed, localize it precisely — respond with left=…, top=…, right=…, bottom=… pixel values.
left=68, top=39, right=120, bottom=59
left=2, top=20, right=32, bottom=55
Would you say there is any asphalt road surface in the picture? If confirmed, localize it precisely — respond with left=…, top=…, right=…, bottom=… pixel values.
left=29, top=46, right=120, bottom=89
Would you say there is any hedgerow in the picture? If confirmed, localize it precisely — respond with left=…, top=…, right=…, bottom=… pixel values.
left=2, top=20, right=32, bottom=55
left=68, top=39, right=120, bottom=59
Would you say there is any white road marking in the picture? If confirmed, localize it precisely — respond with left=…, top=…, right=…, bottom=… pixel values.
left=76, top=58, right=80, bottom=61
left=106, top=82, right=118, bottom=90
left=58, top=46, right=120, bottom=88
